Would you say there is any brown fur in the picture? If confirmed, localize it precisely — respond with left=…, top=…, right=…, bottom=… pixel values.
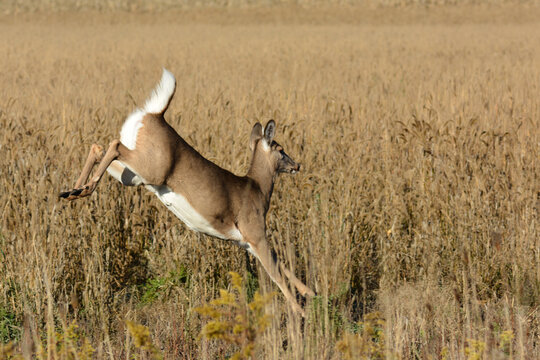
left=60, top=78, right=313, bottom=316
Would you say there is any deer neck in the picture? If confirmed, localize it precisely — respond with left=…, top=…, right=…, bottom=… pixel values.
left=247, top=153, right=276, bottom=208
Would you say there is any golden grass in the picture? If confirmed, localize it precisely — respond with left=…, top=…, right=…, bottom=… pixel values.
left=0, top=5, right=538, bottom=359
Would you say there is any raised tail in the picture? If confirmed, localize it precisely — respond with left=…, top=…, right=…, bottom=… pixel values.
left=120, top=69, right=176, bottom=150
left=143, top=68, right=176, bottom=115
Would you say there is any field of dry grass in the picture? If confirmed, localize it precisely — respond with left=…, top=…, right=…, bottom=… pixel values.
left=0, top=3, right=538, bottom=359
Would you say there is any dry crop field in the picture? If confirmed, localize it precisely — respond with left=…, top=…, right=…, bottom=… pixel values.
left=0, top=4, right=538, bottom=359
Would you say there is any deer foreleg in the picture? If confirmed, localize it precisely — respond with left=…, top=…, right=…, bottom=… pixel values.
left=279, top=263, right=315, bottom=297
left=249, top=238, right=306, bottom=317
left=59, top=140, right=121, bottom=200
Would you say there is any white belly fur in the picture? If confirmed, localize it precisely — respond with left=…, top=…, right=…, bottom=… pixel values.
left=106, top=163, right=243, bottom=242
left=147, top=185, right=243, bottom=242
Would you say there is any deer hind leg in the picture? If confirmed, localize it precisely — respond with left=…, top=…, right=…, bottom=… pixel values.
left=248, top=238, right=306, bottom=317
left=59, top=140, right=123, bottom=200
left=73, top=144, right=104, bottom=188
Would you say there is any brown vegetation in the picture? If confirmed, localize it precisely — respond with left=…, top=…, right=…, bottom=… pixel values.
left=0, top=4, right=538, bottom=359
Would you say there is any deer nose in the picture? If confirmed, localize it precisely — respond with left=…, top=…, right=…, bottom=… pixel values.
left=293, top=163, right=301, bottom=173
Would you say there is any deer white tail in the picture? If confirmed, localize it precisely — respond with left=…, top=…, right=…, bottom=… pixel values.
left=143, top=68, right=176, bottom=115
left=120, top=69, right=176, bottom=150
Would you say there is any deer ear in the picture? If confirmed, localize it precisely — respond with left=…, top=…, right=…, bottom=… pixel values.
left=250, top=123, right=263, bottom=151
left=264, top=120, right=276, bottom=143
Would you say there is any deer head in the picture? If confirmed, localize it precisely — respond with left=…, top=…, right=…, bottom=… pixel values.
left=249, top=120, right=300, bottom=177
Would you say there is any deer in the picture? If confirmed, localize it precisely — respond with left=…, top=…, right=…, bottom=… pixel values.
left=59, top=69, right=315, bottom=317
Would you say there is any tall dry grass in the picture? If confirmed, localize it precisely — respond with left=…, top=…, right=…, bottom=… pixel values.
left=0, top=6, right=538, bottom=359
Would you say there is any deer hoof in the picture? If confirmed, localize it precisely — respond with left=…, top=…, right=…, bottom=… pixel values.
left=58, top=186, right=90, bottom=200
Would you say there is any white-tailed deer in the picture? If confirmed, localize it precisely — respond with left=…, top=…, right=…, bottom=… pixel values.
left=59, top=69, right=314, bottom=316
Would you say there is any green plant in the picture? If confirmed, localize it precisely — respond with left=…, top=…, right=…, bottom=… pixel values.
left=53, top=321, right=95, bottom=360
left=195, top=272, right=274, bottom=360
left=336, top=312, right=386, bottom=360
left=126, top=320, right=163, bottom=360
left=498, top=330, right=514, bottom=356
left=310, top=293, right=347, bottom=337
left=464, top=339, right=486, bottom=360
left=140, top=266, right=190, bottom=305
left=0, top=307, right=20, bottom=344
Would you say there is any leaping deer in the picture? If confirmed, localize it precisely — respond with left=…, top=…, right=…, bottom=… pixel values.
left=59, top=69, right=314, bottom=316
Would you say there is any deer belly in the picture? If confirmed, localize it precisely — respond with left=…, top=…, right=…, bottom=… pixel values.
left=147, top=185, right=242, bottom=241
